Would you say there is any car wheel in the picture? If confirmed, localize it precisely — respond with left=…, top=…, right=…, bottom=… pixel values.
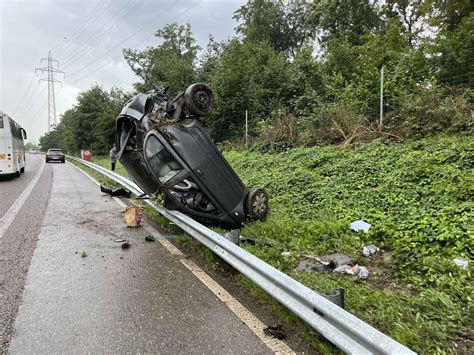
left=245, top=188, right=269, bottom=220
left=15, top=171, right=20, bottom=178
left=184, top=83, right=214, bottom=117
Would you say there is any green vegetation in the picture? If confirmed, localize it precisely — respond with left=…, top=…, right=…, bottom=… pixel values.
left=225, top=136, right=473, bottom=353
left=45, top=0, right=473, bottom=352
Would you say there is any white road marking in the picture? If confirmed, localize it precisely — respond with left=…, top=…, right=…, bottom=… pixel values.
left=144, top=224, right=295, bottom=354
left=0, top=157, right=45, bottom=238
left=73, top=162, right=295, bottom=354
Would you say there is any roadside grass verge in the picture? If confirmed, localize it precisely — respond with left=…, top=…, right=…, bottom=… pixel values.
left=224, top=135, right=473, bottom=354
left=75, top=136, right=473, bottom=353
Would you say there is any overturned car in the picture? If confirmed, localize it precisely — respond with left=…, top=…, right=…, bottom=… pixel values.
left=115, top=83, right=269, bottom=230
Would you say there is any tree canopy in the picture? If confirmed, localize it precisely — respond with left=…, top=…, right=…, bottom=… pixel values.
left=41, top=0, right=473, bottom=151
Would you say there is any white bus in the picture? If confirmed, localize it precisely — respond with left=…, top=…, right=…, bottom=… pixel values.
left=0, top=111, right=27, bottom=177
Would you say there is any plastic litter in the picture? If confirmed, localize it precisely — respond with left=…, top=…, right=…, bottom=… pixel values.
left=333, top=265, right=355, bottom=274
left=358, top=266, right=369, bottom=279
left=350, top=220, right=371, bottom=233
left=453, top=258, right=469, bottom=269
left=145, top=235, right=156, bottom=242
left=333, top=264, right=369, bottom=279
left=362, top=244, right=380, bottom=257
left=281, top=251, right=292, bottom=257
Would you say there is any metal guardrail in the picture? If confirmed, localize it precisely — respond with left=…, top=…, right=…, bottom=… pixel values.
left=69, top=156, right=415, bottom=355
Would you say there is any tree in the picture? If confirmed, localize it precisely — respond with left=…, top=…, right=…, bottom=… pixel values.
left=432, top=12, right=474, bottom=87
left=312, top=0, right=383, bottom=46
left=39, top=86, right=128, bottom=154
left=206, top=40, right=288, bottom=140
left=384, top=0, right=430, bottom=47
left=123, top=23, right=199, bottom=93
left=428, top=0, right=474, bottom=31
left=234, top=0, right=318, bottom=57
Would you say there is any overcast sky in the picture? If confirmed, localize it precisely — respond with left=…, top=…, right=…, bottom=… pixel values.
left=0, top=0, right=245, bottom=143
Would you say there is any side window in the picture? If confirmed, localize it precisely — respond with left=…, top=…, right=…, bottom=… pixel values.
left=145, top=135, right=183, bottom=183
left=10, top=118, right=15, bottom=135
left=0, top=116, right=3, bottom=129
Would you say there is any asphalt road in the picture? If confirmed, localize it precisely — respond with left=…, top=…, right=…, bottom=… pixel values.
left=0, top=153, right=52, bottom=352
left=1, top=158, right=287, bottom=354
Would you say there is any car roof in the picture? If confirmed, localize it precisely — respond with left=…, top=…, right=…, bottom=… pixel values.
left=47, top=148, right=62, bottom=151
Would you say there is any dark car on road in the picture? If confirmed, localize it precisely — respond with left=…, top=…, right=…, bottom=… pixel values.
left=45, top=148, right=65, bottom=163
left=115, top=83, right=268, bottom=230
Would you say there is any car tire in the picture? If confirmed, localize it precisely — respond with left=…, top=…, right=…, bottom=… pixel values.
left=15, top=171, right=20, bottom=178
left=184, top=83, right=214, bottom=117
left=245, top=188, right=269, bottom=220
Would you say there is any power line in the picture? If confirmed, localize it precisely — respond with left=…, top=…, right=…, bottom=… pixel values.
left=67, top=1, right=199, bottom=84
left=11, top=72, right=37, bottom=117
left=55, top=0, right=113, bottom=59
left=15, top=84, right=46, bottom=119
left=61, top=0, right=141, bottom=68
left=52, top=0, right=109, bottom=56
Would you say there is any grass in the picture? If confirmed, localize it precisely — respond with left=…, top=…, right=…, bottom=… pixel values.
left=77, top=137, right=473, bottom=353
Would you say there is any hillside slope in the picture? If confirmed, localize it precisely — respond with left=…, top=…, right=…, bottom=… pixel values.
left=225, top=136, right=473, bottom=353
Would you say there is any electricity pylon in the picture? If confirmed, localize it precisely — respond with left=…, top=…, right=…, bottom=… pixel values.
left=35, top=51, right=65, bottom=131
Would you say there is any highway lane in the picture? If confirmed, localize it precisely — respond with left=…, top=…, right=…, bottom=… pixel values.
left=0, top=153, right=45, bottom=217
left=0, top=154, right=52, bottom=352
left=7, top=162, right=285, bottom=354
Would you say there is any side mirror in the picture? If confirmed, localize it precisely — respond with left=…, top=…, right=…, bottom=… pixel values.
left=21, top=128, right=27, bottom=139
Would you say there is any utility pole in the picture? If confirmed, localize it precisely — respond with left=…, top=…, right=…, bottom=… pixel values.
left=245, top=110, right=248, bottom=146
left=379, top=66, right=384, bottom=127
left=36, top=51, right=65, bottom=131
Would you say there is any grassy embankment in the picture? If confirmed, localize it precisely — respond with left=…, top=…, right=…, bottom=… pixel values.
left=87, top=136, right=473, bottom=353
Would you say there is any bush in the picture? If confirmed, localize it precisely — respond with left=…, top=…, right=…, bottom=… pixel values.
left=394, top=86, right=473, bottom=138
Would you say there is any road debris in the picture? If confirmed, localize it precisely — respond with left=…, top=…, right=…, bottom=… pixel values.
left=263, top=324, right=286, bottom=340
left=100, top=184, right=131, bottom=198
left=239, top=236, right=272, bottom=247
left=333, top=264, right=369, bottom=279
left=295, top=259, right=329, bottom=273
left=296, top=253, right=355, bottom=273
left=362, top=244, right=380, bottom=257
left=124, top=206, right=144, bottom=227
left=358, top=266, right=369, bottom=279
left=114, top=238, right=126, bottom=243
left=350, top=220, right=371, bottom=233
left=121, top=242, right=131, bottom=249
left=453, top=258, right=469, bottom=269
left=145, top=235, right=156, bottom=242
left=80, top=252, right=87, bottom=257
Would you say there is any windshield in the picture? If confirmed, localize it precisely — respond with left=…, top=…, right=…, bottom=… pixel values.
left=145, top=135, right=183, bottom=183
